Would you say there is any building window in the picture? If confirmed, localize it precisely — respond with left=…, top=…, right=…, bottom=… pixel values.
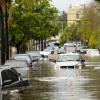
left=76, top=12, right=80, bottom=19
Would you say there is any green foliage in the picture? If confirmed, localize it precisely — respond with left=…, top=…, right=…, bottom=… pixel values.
left=9, top=0, right=58, bottom=49
left=60, top=25, right=74, bottom=45
left=95, top=0, right=100, bottom=2
left=77, top=3, right=100, bottom=48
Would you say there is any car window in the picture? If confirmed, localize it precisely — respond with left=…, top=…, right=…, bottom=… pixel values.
left=57, top=55, right=81, bottom=61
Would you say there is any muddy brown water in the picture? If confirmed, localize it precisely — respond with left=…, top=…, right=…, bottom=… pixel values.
left=1, top=56, right=100, bottom=100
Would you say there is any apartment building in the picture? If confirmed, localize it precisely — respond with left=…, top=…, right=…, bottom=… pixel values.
left=67, top=5, right=83, bottom=26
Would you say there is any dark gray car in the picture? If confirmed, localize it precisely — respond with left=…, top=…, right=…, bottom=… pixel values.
left=0, top=66, right=29, bottom=90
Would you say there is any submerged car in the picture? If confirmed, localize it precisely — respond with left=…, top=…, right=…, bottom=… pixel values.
left=40, top=47, right=53, bottom=57
left=26, top=51, right=41, bottom=61
left=5, top=60, right=30, bottom=78
left=13, top=54, right=32, bottom=67
left=56, top=52, right=85, bottom=69
left=64, top=42, right=76, bottom=53
left=85, top=49, right=100, bottom=57
left=0, top=66, right=29, bottom=90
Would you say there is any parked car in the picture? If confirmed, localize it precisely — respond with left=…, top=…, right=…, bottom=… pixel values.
left=85, top=49, right=100, bottom=57
left=76, top=43, right=86, bottom=52
left=26, top=51, right=41, bottom=61
left=5, top=60, right=30, bottom=78
left=40, top=47, right=53, bottom=57
left=13, top=54, right=32, bottom=67
left=56, top=52, right=85, bottom=69
left=80, top=48, right=88, bottom=54
left=64, top=42, right=76, bottom=53
left=59, top=46, right=65, bottom=54
left=0, top=66, right=29, bottom=90
left=47, top=41, right=60, bottom=48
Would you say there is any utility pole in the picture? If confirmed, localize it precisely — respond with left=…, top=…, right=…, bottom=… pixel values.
left=0, top=7, right=6, bottom=64
left=5, top=0, right=9, bottom=60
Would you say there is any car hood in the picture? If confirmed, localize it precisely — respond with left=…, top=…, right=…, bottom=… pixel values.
left=56, top=61, right=81, bottom=66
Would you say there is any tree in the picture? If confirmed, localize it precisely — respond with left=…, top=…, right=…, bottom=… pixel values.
left=9, top=0, right=58, bottom=52
left=77, top=2, right=100, bottom=48
left=60, top=25, right=75, bottom=45
left=95, top=0, right=100, bottom=2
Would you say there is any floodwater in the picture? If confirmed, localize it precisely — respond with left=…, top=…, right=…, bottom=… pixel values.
left=1, top=56, right=100, bottom=100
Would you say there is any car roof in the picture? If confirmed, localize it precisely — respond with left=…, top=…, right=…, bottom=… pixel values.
left=14, top=54, right=30, bottom=56
left=26, top=51, right=40, bottom=53
left=5, top=59, right=27, bottom=63
left=0, top=65, right=13, bottom=75
left=59, top=52, right=80, bottom=56
left=87, top=49, right=98, bottom=51
left=5, top=60, right=28, bottom=65
left=26, top=51, right=41, bottom=55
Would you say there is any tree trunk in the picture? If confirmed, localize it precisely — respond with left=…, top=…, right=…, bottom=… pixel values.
left=0, top=7, right=5, bottom=64
left=35, top=40, right=38, bottom=51
left=41, top=39, right=43, bottom=51
left=44, top=39, right=46, bottom=49
left=16, top=44, right=20, bottom=54
left=38, top=40, right=41, bottom=51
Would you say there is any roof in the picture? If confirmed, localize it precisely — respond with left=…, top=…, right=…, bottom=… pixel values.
left=59, top=52, right=80, bottom=56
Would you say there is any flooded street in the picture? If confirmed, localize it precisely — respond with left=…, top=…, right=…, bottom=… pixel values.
left=1, top=56, right=100, bottom=100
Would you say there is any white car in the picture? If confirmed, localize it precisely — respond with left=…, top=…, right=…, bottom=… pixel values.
left=85, top=49, right=100, bottom=57
left=40, top=47, right=53, bottom=57
left=13, top=54, right=32, bottom=67
left=5, top=60, right=30, bottom=78
left=56, top=52, right=85, bottom=69
left=80, top=48, right=88, bottom=54
left=26, top=51, right=41, bottom=61
left=64, top=42, right=76, bottom=53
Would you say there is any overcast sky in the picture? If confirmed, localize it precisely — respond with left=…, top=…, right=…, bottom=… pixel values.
left=52, top=0, right=93, bottom=12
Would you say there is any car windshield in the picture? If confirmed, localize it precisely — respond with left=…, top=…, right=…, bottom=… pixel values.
left=32, top=53, right=41, bottom=57
left=44, top=48, right=52, bottom=52
left=57, top=54, right=81, bottom=61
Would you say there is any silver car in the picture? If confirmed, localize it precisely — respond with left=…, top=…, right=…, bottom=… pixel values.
left=13, top=54, right=32, bottom=67
left=56, top=52, right=85, bottom=69
left=26, top=51, right=41, bottom=61
left=5, top=60, right=30, bottom=78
